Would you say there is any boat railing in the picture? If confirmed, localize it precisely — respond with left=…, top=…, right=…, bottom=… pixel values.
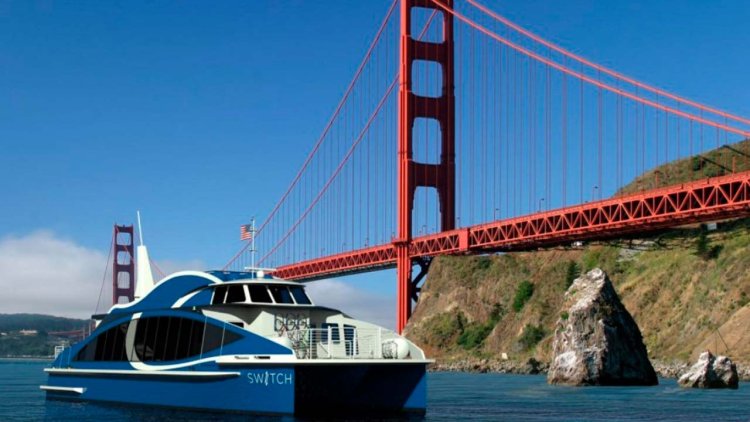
left=53, top=345, right=65, bottom=360
left=285, top=327, right=403, bottom=360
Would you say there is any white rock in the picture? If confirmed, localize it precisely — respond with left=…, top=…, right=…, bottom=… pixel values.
left=548, top=268, right=657, bottom=386
left=678, top=351, right=738, bottom=389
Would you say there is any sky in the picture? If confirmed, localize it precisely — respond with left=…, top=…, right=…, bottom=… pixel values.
left=0, top=0, right=748, bottom=328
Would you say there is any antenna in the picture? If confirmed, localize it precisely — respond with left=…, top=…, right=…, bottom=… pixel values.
left=136, top=210, right=144, bottom=246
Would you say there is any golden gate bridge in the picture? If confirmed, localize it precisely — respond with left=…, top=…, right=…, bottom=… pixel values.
left=216, top=0, right=750, bottom=333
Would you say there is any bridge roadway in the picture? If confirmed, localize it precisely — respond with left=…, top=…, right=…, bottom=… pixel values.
left=274, top=170, right=750, bottom=281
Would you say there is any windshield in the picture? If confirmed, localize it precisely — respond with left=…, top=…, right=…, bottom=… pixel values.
left=289, top=285, right=312, bottom=305
left=268, top=285, right=294, bottom=304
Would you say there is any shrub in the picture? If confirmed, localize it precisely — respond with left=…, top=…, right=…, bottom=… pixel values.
left=456, top=303, right=504, bottom=350
left=703, top=165, right=725, bottom=178
left=739, top=292, right=749, bottom=308
left=513, top=280, right=534, bottom=312
left=425, top=311, right=465, bottom=347
left=582, top=250, right=601, bottom=272
left=489, top=303, right=505, bottom=322
left=475, top=256, right=492, bottom=271
left=518, top=324, right=546, bottom=350
left=692, top=156, right=704, bottom=171
left=564, top=261, right=580, bottom=289
left=696, top=229, right=709, bottom=257
left=560, top=311, right=569, bottom=321
left=696, top=229, right=721, bottom=260
left=457, top=323, right=494, bottom=350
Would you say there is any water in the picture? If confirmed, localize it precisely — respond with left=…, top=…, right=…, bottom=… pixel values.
left=2, top=359, right=749, bottom=421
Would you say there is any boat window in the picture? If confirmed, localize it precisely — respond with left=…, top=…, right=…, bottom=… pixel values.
left=162, top=317, right=182, bottom=361
left=225, top=285, right=246, bottom=304
left=320, top=323, right=340, bottom=344
left=75, top=321, right=129, bottom=362
left=133, top=316, right=242, bottom=362
left=289, top=285, right=312, bottom=305
left=212, top=285, right=228, bottom=305
left=269, top=285, right=294, bottom=304
left=248, top=284, right=272, bottom=303
left=175, top=318, right=204, bottom=360
left=343, top=324, right=357, bottom=356
left=153, top=316, right=172, bottom=361
left=202, top=322, right=242, bottom=353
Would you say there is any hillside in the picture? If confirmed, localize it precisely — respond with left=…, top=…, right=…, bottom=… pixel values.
left=405, top=140, right=750, bottom=370
left=0, top=314, right=88, bottom=333
left=619, top=138, right=750, bottom=195
left=0, top=314, right=88, bottom=358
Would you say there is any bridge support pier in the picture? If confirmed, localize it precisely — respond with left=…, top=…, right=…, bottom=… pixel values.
left=396, top=0, right=455, bottom=333
left=410, top=257, right=432, bottom=302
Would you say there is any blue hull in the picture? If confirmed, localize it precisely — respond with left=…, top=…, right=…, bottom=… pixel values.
left=44, top=363, right=426, bottom=416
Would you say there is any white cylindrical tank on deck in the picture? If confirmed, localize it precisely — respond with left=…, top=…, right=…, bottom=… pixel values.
left=382, top=337, right=410, bottom=359
left=393, top=338, right=410, bottom=359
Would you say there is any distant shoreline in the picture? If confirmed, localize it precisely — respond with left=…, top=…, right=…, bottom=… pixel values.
left=0, top=357, right=53, bottom=362
left=428, top=358, right=750, bottom=381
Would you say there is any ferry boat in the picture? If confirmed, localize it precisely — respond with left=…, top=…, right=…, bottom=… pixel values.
left=41, top=231, right=430, bottom=415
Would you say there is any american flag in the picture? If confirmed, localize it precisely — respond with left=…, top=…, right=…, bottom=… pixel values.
left=240, top=224, right=253, bottom=241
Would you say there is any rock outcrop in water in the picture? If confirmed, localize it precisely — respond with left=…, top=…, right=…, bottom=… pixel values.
left=678, top=351, right=739, bottom=389
left=547, top=268, right=658, bottom=386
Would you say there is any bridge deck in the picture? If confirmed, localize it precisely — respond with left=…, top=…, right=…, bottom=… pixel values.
left=275, top=170, right=750, bottom=281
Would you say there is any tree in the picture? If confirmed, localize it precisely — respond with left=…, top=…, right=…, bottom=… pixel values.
left=696, top=229, right=710, bottom=260
left=513, top=281, right=534, bottom=312
left=565, top=261, right=580, bottom=289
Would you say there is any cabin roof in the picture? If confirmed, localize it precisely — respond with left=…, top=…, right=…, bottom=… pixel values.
left=206, top=270, right=276, bottom=282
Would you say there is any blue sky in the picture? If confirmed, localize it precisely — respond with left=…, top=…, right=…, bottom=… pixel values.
left=1, top=0, right=748, bottom=323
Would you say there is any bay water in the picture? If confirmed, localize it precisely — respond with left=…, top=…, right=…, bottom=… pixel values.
left=2, top=360, right=748, bottom=421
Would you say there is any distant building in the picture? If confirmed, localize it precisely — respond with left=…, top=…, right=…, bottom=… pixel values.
left=19, top=329, right=38, bottom=336
left=0, top=332, right=7, bottom=336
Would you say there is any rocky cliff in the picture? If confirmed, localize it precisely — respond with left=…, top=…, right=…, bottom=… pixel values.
left=404, top=140, right=750, bottom=373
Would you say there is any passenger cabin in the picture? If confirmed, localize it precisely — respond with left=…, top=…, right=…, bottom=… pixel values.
left=89, top=270, right=421, bottom=361
left=201, top=271, right=401, bottom=360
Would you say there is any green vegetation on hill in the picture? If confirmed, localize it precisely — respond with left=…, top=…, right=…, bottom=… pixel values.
left=0, top=314, right=87, bottom=333
left=0, top=333, right=55, bottom=357
left=618, top=138, right=750, bottom=195
left=405, top=139, right=750, bottom=366
left=512, top=281, right=534, bottom=312
left=0, top=314, right=88, bottom=358
left=457, top=303, right=505, bottom=350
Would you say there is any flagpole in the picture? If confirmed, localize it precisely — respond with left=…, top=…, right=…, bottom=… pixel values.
left=250, top=216, right=257, bottom=270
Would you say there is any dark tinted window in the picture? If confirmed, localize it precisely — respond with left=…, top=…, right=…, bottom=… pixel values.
left=269, top=285, right=294, bottom=304
left=321, top=323, right=340, bottom=344
left=76, top=321, right=129, bottom=361
left=344, top=324, right=357, bottom=356
left=175, top=318, right=204, bottom=359
left=248, top=285, right=272, bottom=303
left=134, top=316, right=242, bottom=362
left=225, top=285, right=246, bottom=303
left=202, top=322, right=242, bottom=352
left=134, top=317, right=157, bottom=361
left=289, top=286, right=312, bottom=305
left=212, top=286, right=228, bottom=305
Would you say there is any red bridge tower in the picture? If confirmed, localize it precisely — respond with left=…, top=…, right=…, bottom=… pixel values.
left=396, top=0, right=455, bottom=333
left=113, top=225, right=135, bottom=304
